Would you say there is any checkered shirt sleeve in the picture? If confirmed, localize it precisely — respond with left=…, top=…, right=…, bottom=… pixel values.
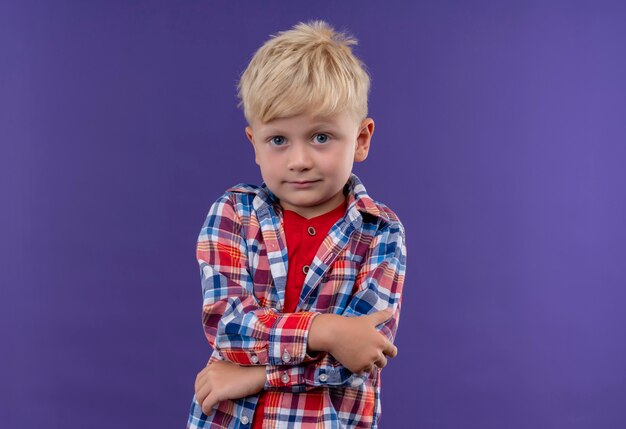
left=197, top=193, right=322, bottom=367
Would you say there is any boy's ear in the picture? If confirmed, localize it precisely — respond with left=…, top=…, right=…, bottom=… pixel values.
left=354, top=118, right=374, bottom=163
left=245, top=126, right=260, bottom=166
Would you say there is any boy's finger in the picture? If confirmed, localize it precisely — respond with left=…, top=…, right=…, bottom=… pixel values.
left=195, top=367, right=210, bottom=391
left=369, top=308, right=393, bottom=325
left=196, top=382, right=211, bottom=405
left=359, top=363, right=374, bottom=375
left=202, top=393, right=218, bottom=416
left=382, top=340, right=398, bottom=358
left=374, top=352, right=388, bottom=369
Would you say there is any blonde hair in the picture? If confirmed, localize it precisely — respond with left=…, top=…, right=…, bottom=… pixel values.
left=236, top=20, right=371, bottom=125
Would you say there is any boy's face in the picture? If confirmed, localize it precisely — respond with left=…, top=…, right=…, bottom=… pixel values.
left=245, top=110, right=374, bottom=219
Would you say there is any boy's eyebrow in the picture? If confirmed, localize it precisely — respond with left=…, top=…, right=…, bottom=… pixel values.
left=263, top=122, right=338, bottom=134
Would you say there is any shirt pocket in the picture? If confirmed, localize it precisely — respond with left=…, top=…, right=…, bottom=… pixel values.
left=317, top=257, right=363, bottom=311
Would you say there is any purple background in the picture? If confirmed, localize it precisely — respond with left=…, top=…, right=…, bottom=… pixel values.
left=2, top=1, right=625, bottom=428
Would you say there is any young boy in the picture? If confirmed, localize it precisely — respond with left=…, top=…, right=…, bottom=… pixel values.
left=188, top=20, right=407, bottom=429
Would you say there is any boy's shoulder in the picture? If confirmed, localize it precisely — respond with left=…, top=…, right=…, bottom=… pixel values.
left=367, top=199, right=403, bottom=227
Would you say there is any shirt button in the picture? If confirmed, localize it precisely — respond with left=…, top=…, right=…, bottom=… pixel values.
left=302, top=265, right=310, bottom=275
left=319, top=373, right=328, bottom=382
left=282, top=350, right=291, bottom=362
left=307, top=226, right=316, bottom=236
left=241, top=415, right=250, bottom=425
left=250, top=355, right=259, bottom=364
left=281, top=372, right=290, bottom=384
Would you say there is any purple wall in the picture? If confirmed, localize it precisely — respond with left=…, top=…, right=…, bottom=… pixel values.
left=2, top=1, right=625, bottom=428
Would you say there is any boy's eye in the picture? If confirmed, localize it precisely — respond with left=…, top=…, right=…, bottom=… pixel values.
left=269, top=136, right=286, bottom=146
left=314, top=133, right=330, bottom=144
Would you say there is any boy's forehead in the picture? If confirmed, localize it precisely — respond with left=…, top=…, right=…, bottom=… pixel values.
left=252, top=110, right=357, bottom=130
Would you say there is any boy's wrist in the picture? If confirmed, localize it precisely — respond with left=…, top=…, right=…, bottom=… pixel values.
left=250, top=365, right=266, bottom=393
left=307, top=313, right=340, bottom=353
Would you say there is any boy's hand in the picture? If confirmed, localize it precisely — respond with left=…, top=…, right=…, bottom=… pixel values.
left=195, top=359, right=266, bottom=415
left=308, top=308, right=398, bottom=374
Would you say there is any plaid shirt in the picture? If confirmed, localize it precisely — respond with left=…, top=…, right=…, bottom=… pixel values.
left=187, top=173, right=407, bottom=429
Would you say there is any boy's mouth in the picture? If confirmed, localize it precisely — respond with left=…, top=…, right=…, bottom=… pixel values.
left=288, top=180, right=320, bottom=188
left=288, top=179, right=320, bottom=184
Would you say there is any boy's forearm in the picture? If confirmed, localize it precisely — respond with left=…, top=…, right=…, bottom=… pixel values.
left=307, top=312, right=369, bottom=353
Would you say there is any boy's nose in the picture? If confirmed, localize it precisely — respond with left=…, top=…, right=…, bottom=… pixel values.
left=287, top=143, right=314, bottom=171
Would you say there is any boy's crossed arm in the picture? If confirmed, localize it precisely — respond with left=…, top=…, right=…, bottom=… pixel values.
left=307, top=307, right=398, bottom=374
left=195, top=309, right=396, bottom=414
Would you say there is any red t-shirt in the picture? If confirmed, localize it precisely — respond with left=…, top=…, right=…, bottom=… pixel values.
left=251, top=198, right=347, bottom=428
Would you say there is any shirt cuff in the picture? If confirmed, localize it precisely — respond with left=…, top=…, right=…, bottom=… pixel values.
left=217, top=348, right=269, bottom=366
left=268, top=311, right=321, bottom=366
left=264, top=362, right=372, bottom=391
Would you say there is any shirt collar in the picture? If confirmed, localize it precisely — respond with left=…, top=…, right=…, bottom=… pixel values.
left=227, top=172, right=391, bottom=224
